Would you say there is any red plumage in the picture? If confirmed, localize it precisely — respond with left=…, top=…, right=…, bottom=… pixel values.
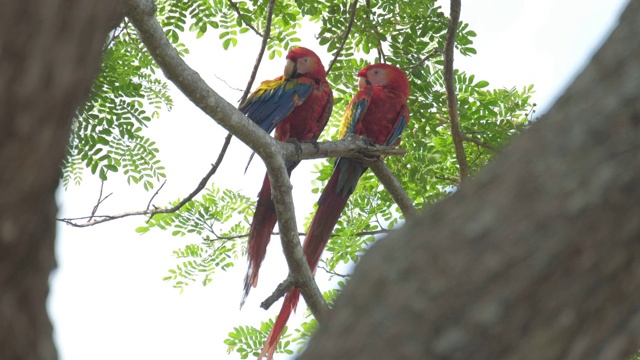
left=260, top=63, right=410, bottom=359
left=242, top=47, right=333, bottom=307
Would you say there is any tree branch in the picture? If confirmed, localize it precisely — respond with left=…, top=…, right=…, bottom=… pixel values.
left=261, top=276, right=295, bottom=310
left=279, top=136, right=406, bottom=162
left=208, top=229, right=390, bottom=242
left=123, top=0, right=330, bottom=321
left=326, top=0, right=358, bottom=75
left=443, top=0, right=469, bottom=181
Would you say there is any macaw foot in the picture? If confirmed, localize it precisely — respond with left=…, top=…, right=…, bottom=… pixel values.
left=354, top=137, right=379, bottom=163
left=286, top=138, right=303, bottom=160
left=362, top=136, right=376, bottom=147
left=301, top=138, right=321, bottom=153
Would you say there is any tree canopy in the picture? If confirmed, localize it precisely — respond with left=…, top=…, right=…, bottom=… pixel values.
left=60, top=0, right=535, bottom=358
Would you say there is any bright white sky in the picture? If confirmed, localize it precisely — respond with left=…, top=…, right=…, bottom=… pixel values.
left=50, top=1, right=629, bottom=359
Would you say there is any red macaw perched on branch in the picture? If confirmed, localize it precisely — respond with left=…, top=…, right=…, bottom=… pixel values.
left=260, top=63, right=410, bottom=359
left=240, top=47, right=333, bottom=306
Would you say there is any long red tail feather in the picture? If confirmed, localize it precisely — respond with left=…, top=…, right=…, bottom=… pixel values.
left=259, top=288, right=300, bottom=359
left=260, top=163, right=357, bottom=359
left=242, top=174, right=278, bottom=307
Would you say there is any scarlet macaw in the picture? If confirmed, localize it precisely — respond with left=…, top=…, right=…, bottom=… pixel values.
left=260, top=63, right=410, bottom=359
left=240, top=47, right=333, bottom=306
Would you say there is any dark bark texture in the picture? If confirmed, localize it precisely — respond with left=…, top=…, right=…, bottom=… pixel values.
left=301, top=1, right=640, bottom=359
left=0, top=1, right=123, bottom=359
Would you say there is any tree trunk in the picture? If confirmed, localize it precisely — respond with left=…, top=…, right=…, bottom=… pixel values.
left=0, top=1, right=123, bottom=359
left=301, top=0, right=640, bottom=359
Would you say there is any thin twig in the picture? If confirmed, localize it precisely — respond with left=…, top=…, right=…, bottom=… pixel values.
left=326, top=0, right=358, bottom=75
left=462, top=133, right=499, bottom=153
left=146, top=179, right=167, bottom=210
left=403, top=47, right=443, bottom=71
left=58, top=134, right=233, bottom=227
left=213, top=74, right=243, bottom=92
left=443, top=0, right=469, bottom=181
left=318, top=264, right=350, bottom=278
left=228, top=0, right=264, bottom=38
left=89, top=181, right=112, bottom=222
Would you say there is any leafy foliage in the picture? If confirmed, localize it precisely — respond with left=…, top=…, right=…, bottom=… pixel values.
left=67, top=0, right=536, bottom=358
left=136, top=184, right=254, bottom=291
left=225, top=321, right=294, bottom=359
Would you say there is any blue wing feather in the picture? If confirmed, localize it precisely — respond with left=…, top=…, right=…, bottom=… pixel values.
left=385, top=104, right=410, bottom=146
left=240, top=79, right=314, bottom=134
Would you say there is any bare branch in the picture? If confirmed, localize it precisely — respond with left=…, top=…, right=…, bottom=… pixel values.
left=260, top=276, right=295, bottom=310
left=146, top=179, right=166, bottom=210
left=209, top=229, right=390, bottom=243
left=213, top=74, right=243, bottom=92
left=443, top=0, right=469, bottom=181
left=89, top=181, right=112, bottom=221
left=228, top=0, right=264, bottom=38
left=326, top=0, right=358, bottom=75
left=403, top=47, right=443, bottom=71
left=318, top=264, right=350, bottom=278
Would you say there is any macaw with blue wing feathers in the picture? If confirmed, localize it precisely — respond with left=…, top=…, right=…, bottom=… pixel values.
left=259, top=63, right=410, bottom=360
left=240, top=47, right=333, bottom=307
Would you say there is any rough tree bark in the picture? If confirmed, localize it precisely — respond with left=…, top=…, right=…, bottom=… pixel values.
left=0, top=1, right=123, bottom=359
left=301, top=1, right=640, bottom=359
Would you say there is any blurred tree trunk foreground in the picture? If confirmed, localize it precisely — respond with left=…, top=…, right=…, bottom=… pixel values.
left=0, top=1, right=123, bottom=359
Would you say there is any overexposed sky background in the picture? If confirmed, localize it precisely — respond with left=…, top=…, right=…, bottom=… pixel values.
left=50, top=1, right=629, bottom=359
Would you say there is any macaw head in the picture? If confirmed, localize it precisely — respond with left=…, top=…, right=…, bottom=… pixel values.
left=357, top=63, right=410, bottom=100
left=284, top=47, right=327, bottom=82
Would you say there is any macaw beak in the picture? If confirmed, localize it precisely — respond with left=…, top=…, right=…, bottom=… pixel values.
left=358, top=76, right=371, bottom=88
left=284, top=59, right=298, bottom=79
